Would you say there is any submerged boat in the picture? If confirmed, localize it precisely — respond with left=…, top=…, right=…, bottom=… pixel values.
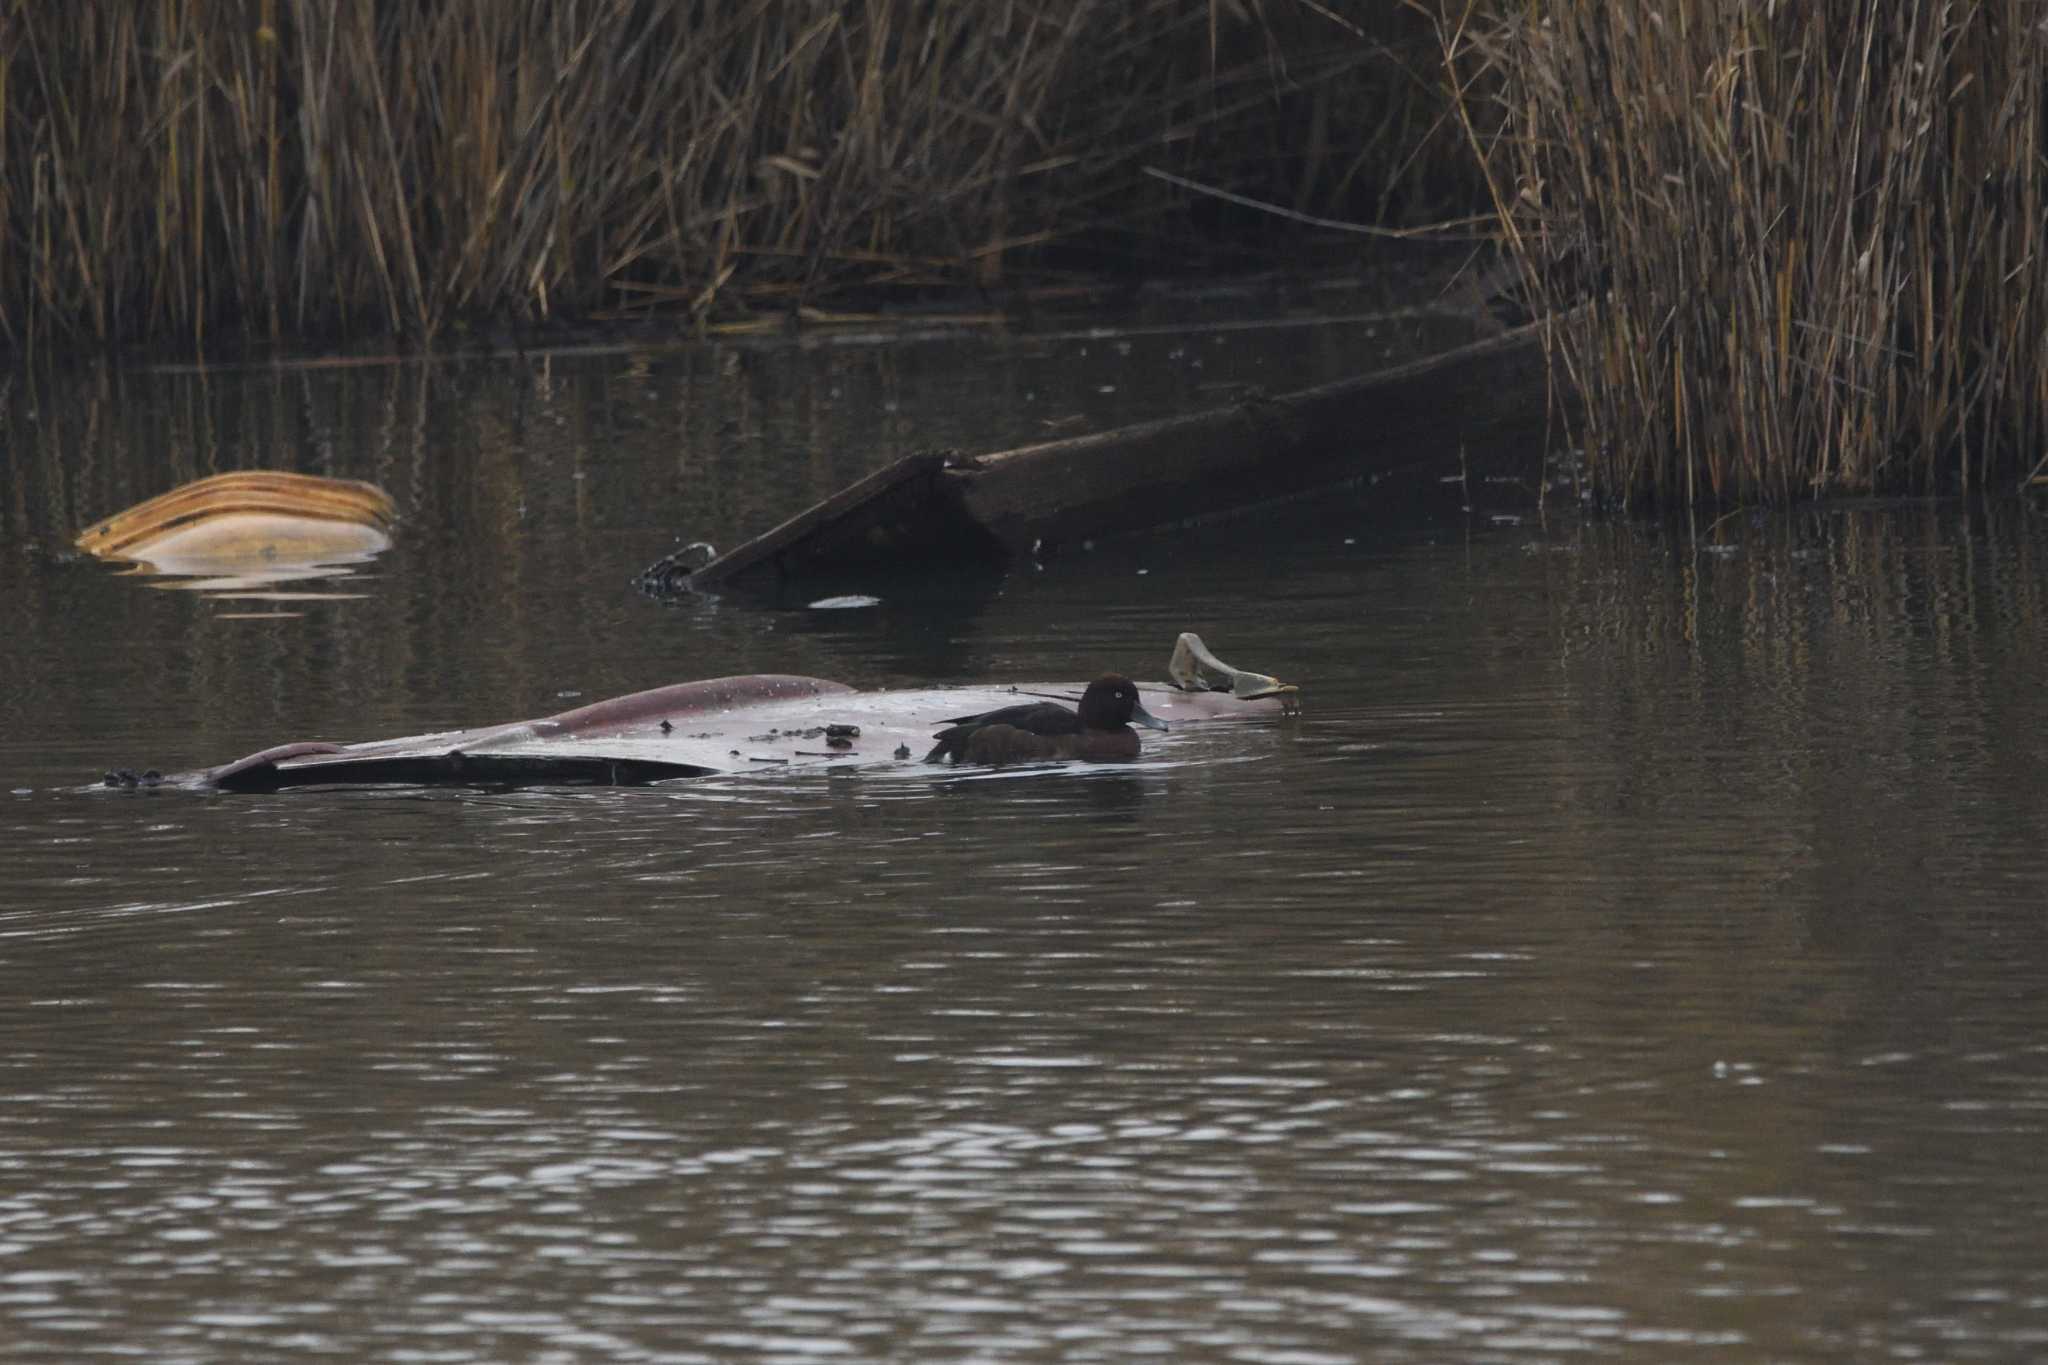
left=644, top=322, right=1555, bottom=594
left=145, top=634, right=1300, bottom=793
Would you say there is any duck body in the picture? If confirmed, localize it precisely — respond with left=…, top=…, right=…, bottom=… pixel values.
left=924, top=673, right=1167, bottom=766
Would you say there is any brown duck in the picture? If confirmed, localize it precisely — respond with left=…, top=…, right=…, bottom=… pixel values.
left=924, top=673, right=1168, bottom=766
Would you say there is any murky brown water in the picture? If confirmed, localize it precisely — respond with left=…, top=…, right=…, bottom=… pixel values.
left=5, top=294, right=2048, bottom=1361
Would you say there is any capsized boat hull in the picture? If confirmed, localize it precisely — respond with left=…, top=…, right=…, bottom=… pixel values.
left=191, top=671, right=1292, bottom=792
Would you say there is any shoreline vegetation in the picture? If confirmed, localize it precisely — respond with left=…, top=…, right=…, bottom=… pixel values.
left=4, top=2, right=2043, bottom=503
left=1, top=3, right=1468, bottom=349
left=1449, top=1, right=2047, bottom=504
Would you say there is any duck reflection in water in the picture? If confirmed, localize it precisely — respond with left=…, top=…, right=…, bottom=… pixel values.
left=924, top=673, right=1168, bottom=766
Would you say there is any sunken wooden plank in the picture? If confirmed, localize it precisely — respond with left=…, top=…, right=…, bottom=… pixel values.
left=952, top=321, right=1553, bottom=553
left=682, top=321, right=1554, bottom=590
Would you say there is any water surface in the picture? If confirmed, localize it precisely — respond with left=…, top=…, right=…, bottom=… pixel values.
left=4, top=302, right=2048, bottom=1361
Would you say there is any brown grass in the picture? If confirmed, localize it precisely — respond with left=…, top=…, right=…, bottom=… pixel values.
left=0, top=1, right=1469, bottom=353
left=1443, top=0, right=2048, bottom=501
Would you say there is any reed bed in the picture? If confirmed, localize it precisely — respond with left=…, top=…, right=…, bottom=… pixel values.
left=1446, top=0, right=2048, bottom=500
left=0, top=1, right=1465, bottom=353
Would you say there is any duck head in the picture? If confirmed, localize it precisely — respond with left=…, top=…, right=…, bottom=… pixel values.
left=1079, top=674, right=1169, bottom=733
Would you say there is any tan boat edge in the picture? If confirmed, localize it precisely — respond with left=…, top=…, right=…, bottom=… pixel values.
left=75, top=471, right=396, bottom=557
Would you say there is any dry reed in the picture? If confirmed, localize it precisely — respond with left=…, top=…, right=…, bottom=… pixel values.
left=0, top=1, right=1466, bottom=353
left=1444, top=0, right=2048, bottom=501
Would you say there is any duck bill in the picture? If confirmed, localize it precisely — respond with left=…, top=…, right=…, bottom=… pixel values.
left=1131, top=700, right=1169, bottom=733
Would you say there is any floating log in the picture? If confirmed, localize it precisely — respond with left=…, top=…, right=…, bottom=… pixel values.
left=665, top=321, right=1555, bottom=592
